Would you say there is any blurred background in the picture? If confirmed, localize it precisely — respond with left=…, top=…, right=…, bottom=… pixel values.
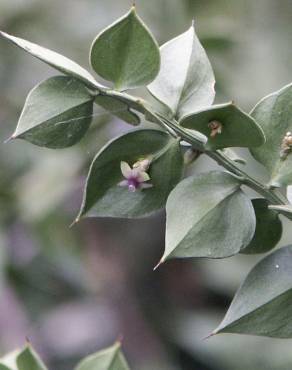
left=0, top=0, right=292, bottom=369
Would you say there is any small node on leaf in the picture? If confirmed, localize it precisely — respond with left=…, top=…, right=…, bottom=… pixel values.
left=280, top=131, right=292, bottom=159
left=208, top=120, right=223, bottom=138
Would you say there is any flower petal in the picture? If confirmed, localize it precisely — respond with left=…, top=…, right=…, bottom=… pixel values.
left=120, top=161, right=132, bottom=178
left=138, top=171, right=150, bottom=182
left=118, top=180, right=129, bottom=187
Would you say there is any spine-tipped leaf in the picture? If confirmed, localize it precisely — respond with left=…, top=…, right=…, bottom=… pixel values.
left=78, top=129, right=183, bottom=219
left=90, top=7, right=160, bottom=91
left=75, top=342, right=130, bottom=370
left=0, top=31, right=101, bottom=89
left=180, top=102, right=265, bottom=150
left=250, top=83, right=292, bottom=186
left=12, top=76, right=94, bottom=148
left=17, top=346, right=47, bottom=370
left=215, top=245, right=292, bottom=338
left=162, top=171, right=255, bottom=262
left=148, top=24, right=215, bottom=119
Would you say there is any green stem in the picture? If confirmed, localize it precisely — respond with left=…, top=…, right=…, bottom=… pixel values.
left=149, top=109, right=286, bottom=206
left=98, top=87, right=286, bottom=206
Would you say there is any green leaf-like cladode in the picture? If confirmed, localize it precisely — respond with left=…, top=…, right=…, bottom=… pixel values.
left=148, top=23, right=215, bottom=119
left=12, top=76, right=94, bottom=148
left=75, top=342, right=130, bottom=370
left=214, top=245, right=292, bottom=338
left=0, top=31, right=101, bottom=89
left=78, top=129, right=183, bottom=219
left=162, top=171, right=255, bottom=262
left=241, top=199, right=282, bottom=254
left=17, top=346, right=47, bottom=370
left=95, top=95, right=140, bottom=125
left=250, top=83, right=292, bottom=187
left=90, top=7, right=160, bottom=91
left=180, top=102, right=265, bottom=150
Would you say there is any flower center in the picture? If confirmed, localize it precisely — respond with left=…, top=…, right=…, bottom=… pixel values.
left=127, top=178, right=140, bottom=192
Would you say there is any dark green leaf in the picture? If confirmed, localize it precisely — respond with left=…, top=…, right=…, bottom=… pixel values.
left=0, top=31, right=101, bottom=89
left=90, top=7, right=160, bottom=91
left=75, top=342, right=130, bottom=370
left=180, top=102, right=265, bottom=150
left=162, top=171, right=255, bottom=262
left=0, top=366, right=11, bottom=370
left=95, top=95, right=140, bottom=125
left=214, top=245, right=292, bottom=338
left=12, top=76, right=94, bottom=148
left=148, top=23, right=215, bottom=119
left=78, top=129, right=183, bottom=219
left=241, top=199, right=282, bottom=254
left=250, top=83, right=292, bottom=186
left=17, top=346, right=47, bottom=370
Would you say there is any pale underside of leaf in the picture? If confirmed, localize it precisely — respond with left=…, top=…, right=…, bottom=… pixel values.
left=0, top=31, right=101, bottom=89
left=0, top=350, right=20, bottom=370
left=148, top=24, right=215, bottom=119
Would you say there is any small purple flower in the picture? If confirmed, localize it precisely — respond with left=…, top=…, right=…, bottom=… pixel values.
left=119, top=160, right=153, bottom=192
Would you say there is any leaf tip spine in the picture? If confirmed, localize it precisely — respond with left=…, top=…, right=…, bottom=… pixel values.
left=115, top=334, right=124, bottom=345
left=4, top=134, right=15, bottom=144
left=153, top=256, right=165, bottom=271
left=203, top=330, right=217, bottom=340
left=25, top=336, right=31, bottom=344
left=69, top=217, right=80, bottom=228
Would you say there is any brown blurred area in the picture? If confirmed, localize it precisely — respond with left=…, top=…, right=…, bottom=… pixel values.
left=1, top=1, right=292, bottom=369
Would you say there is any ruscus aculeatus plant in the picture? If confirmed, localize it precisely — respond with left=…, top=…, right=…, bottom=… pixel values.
left=2, top=5, right=292, bottom=367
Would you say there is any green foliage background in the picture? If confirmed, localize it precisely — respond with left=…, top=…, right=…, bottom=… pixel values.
left=1, top=0, right=292, bottom=369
